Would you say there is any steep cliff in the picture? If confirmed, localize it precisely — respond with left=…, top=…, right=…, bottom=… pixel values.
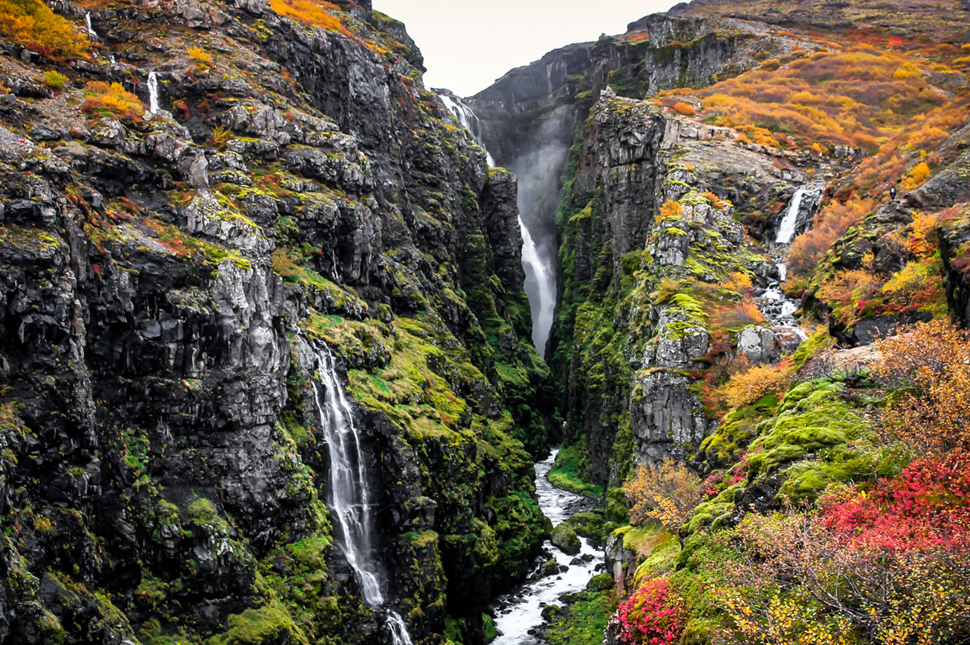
left=0, top=1, right=552, bottom=643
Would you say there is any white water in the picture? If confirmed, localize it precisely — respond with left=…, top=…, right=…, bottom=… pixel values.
left=437, top=92, right=495, bottom=166
left=491, top=449, right=605, bottom=645
left=519, top=216, right=556, bottom=355
left=85, top=12, right=97, bottom=37
left=775, top=188, right=806, bottom=244
left=147, top=72, right=159, bottom=115
left=311, top=345, right=413, bottom=645
left=437, top=90, right=556, bottom=356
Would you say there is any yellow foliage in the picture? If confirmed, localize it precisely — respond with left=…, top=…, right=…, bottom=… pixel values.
left=909, top=210, right=939, bottom=257
left=622, top=458, right=703, bottom=533
left=0, top=0, right=88, bottom=59
left=269, top=0, right=350, bottom=35
left=723, top=271, right=753, bottom=295
left=876, top=320, right=970, bottom=453
left=82, top=81, right=145, bottom=120
left=901, top=161, right=931, bottom=191
left=712, top=363, right=794, bottom=410
left=187, top=46, right=212, bottom=66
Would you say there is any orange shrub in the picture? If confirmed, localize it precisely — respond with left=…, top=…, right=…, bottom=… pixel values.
left=0, top=0, right=88, bottom=59
left=722, top=271, right=753, bottom=295
left=269, top=0, right=350, bottom=36
left=698, top=50, right=945, bottom=151
left=876, top=320, right=970, bottom=453
left=672, top=101, right=697, bottom=116
left=82, top=81, right=145, bottom=121
left=187, top=46, right=212, bottom=66
left=711, top=362, right=795, bottom=410
left=901, top=161, right=931, bottom=191
left=658, top=199, right=685, bottom=221
left=623, top=458, right=703, bottom=532
left=788, top=198, right=874, bottom=277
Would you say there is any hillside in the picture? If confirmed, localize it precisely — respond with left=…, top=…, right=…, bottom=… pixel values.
left=472, top=0, right=970, bottom=643
left=0, top=0, right=968, bottom=643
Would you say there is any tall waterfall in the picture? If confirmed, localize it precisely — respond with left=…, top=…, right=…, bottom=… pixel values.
left=311, top=345, right=413, bottom=645
left=436, top=90, right=557, bottom=356
left=147, top=72, right=159, bottom=115
left=775, top=188, right=806, bottom=244
left=85, top=12, right=97, bottom=37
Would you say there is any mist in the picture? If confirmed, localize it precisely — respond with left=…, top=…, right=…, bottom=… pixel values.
left=511, top=111, right=570, bottom=358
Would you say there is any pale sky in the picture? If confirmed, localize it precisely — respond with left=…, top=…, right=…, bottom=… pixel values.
left=373, top=0, right=681, bottom=97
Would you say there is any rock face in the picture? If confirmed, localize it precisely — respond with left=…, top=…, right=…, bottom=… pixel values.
left=0, top=3, right=551, bottom=645
left=478, top=87, right=812, bottom=510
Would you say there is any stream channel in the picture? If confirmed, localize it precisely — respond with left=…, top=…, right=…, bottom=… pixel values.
left=491, top=450, right=606, bottom=645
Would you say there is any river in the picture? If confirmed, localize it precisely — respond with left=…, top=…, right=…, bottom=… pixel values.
left=490, top=449, right=606, bottom=645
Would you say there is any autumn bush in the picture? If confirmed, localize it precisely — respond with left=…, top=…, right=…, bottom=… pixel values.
left=787, top=198, right=874, bottom=276
left=187, top=46, right=213, bottom=66
left=710, top=296, right=765, bottom=330
left=672, top=101, right=697, bottom=116
left=82, top=81, right=145, bottom=121
left=713, top=509, right=970, bottom=645
left=0, top=0, right=89, bottom=59
left=613, top=578, right=686, bottom=645
left=820, top=451, right=970, bottom=551
left=43, top=70, right=67, bottom=90
left=711, top=362, right=795, bottom=410
left=269, top=0, right=350, bottom=36
left=622, top=458, right=703, bottom=533
left=657, top=199, right=684, bottom=222
left=874, top=320, right=970, bottom=453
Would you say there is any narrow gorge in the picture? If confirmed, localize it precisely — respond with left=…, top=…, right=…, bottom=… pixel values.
left=1, top=0, right=970, bottom=644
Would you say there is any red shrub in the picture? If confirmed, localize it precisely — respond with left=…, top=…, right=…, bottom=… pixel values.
left=821, top=451, right=970, bottom=551
left=614, top=578, right=685, bottom=645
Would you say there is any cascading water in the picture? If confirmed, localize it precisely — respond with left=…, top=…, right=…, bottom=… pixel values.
left=490, top=449, right=605, bottom=645
left=85, top=12, right=97, bottom=37
left=758, top=187, right=816, bottom=341
left=519, top=216, right=556, bottom=354
left=436, top=91, right=494, bottom=166
left=310, top=344, right=413, bottom=645
left=775, top=187, right=806, bottom=244
left=147, top=72, right=160, bottom=115
left=435, top=90, right=557, bottom=356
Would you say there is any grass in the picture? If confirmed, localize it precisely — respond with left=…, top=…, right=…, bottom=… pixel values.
left=548, top=443, right=605, bottom=497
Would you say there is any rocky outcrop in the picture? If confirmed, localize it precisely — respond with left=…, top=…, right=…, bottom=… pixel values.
left=0, top=2, right=551, bottom=644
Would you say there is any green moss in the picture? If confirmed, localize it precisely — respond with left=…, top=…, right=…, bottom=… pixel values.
left=209, top=605, right=308, bottom=645
left=548, top=444, right=605, bottom=497
left=542, top=588, right=614, bottom=645
left=747, top=380, right=865, bottom=479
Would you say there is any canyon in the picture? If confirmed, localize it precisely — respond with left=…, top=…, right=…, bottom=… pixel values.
left=0, top=0, right=969, bottom=644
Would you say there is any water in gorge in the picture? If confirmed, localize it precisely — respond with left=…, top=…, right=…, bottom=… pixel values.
left=774, top=187, right=807, bottom=244
left=491, top=450, right=605, bottom=645
left=311, top=344, right=414, bottom=645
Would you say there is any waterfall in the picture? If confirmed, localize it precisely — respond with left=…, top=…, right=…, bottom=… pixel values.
left=436, top=90, right=557, bottom=356
left=147, top=72, right=159, bottom=115
left=310, top=344, right=413, bottom=645
left=436, top=92, right=495, bottom=166
left=775, top=188, right=806, bottom=244
left=85, top=12, right=97, bottom=37
left=520, top=216, right=555, bottom=355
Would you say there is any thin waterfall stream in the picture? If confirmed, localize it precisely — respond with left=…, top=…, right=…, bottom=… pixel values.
left=310, top=344, right=414, bottom=645
left=147, top=72, right=160, bottom=115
